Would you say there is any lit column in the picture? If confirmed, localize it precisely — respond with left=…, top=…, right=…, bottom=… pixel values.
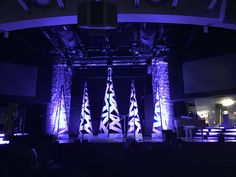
left=152, top=58, right=174, bottom=134
left=99, top=66, right=122, bottom=138
left=47, top=65, right=72, bottom=135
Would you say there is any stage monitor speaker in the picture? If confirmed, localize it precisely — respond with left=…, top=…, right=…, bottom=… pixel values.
left=77, top=1, right=117, bottom=29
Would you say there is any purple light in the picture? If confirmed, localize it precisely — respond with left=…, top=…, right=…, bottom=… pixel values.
left=1, top=14, right=236, bottom=32
left=127, top=80, right=142, bottom=141
left=50, top=91, right=68, bottom=135
left=79, top=81, right=93, bottom=136
left=211, top=129, right=223, bottom=132
left=152, top=59, right=174, bottom=133
left=13, top=133, right=29, bottom=136
left=224, top=132, right=236, bottom=135
left=99, top=67, right=122, bottom=137
left=47, top=65, right=72, bottom=135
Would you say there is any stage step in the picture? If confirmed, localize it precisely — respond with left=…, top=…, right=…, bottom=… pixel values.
left=192, top=128, right=236, bottom=142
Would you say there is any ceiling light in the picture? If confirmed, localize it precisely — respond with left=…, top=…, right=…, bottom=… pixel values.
left=221, top=98, right=235, bottom=107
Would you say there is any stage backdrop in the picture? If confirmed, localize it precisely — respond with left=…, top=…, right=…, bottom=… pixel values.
left=70, top=67, right=149, bottom=135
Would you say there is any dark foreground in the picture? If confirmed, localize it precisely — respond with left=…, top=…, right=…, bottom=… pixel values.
left=0, top=136, right=236, bottom=177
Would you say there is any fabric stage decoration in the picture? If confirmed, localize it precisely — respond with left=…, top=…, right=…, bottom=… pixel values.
left=99, top=66, right=122, bottom=137
left=47, top=65, right=72, bottom=136
left=152, top=62, right=162, bottom=136
left=79, top=81, right=93, bottom=136
left=52, top=85, right=68, bottom=135
left=127, top=80, right=142, bottom=140
left=152, top=59, right=174, bottom=134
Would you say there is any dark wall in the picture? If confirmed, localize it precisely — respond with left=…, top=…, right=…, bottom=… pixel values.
left=168, top=55, right=186, bottom=101
left=36, top=61, right=52, bottom=103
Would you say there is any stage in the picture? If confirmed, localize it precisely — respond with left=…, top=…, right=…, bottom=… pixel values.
left=2, top=129, right=236, bottom=145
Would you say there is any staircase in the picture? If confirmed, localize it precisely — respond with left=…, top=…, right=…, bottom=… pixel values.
left=193, top=128, right=236, bottom=142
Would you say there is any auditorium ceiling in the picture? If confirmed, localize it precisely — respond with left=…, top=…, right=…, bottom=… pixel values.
left=0, top=0, right=236, bottom=66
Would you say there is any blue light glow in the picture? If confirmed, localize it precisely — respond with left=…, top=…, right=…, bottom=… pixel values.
left=99, top=67, right=122, bottom=137
left=127, top=80, right=142, bottom=141
left=152, top=59, right=174, bottom=133
left=79, top=81, right=93, bottom=136
left=47, top=65, right=72, bottom=135
left=51, top=89, right=68, bottom=135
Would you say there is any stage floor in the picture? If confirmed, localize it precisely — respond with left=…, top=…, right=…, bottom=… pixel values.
left=1, top=133, right=236, bottom=145
left=57, top=134, right=163, bottom=144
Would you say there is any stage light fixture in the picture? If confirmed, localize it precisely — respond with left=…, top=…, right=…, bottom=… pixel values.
left=77, top=1, right=117, bottom=30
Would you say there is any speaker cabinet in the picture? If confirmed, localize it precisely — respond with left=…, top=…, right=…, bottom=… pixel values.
left=78, top=1, right=117, bottom=29
left=224, top=0, right=236, bottom=24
